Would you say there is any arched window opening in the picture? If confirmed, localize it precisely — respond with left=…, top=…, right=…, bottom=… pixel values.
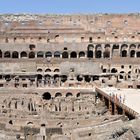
left=55, top=92, right=62, bottom=97
left=103, top=51, right=110, bottom=58
left=54, top=51, right=60, bottom=58
left=70, top=51, right=77, bottom=58
left=4, top=51, right=11, bottom=58
left=87, top=50, right=93, bottom=58
left=103, top=69, right=107, bottom=73
left=42, top=92, right=51, bottom=100
left=76, top=93, right=81, bottom=98
left=130, top=50, right=135, bottom=57
left=95, top=50, right=102, bottom=58
left=77, top=75, right=83, bottom=81
left=85, top=75, right=91, bottom=82
left=79, top=51, right=85, bottom=58
left=5, top=75, right=11, bottom=81
left=37, top=74, right=42, bottom=80
left=45, top=68, right=51, bottom=72
left=0, top=50, right=2, bottom=58
left=21, top=51, right=27, bottom=58
left=121, top=50, right=127, bottom=57
left=37, top=69, right=43, bottom=72
left=111, top=68, right=118, bottom=73
left=29, top=52, right=35, bottom=58
left=62, top=51, right=68, bottom=58
left=37, top=51, right=44, bottom=58
left=29, top=44, right=35, bottom=50
left=54, top=69, right=60, bottom=72
left=137, top=52, right=140, bottom=57
left=12, top=51, right=19, bottom=58
left=61, top=75, right=67, bottom=82
left=66, top=92, right=73, bottom=97
left=45, top=52, right=52, bottom=58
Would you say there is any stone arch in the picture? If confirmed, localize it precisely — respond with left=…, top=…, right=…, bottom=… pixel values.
left=66, top=92, right=73, bottom=97
left=55, top=92, right=62, bottom=97
left=121, top=50, right=127, bottom=57
left=45, top=51, right=52, bottom=58
left=21, top=51, right=27, bottom=58
left=79, top=51, right=85, bottom=58
left=4, top=51, right=11, bottom=58
left=70, top=51, right=77, bottom=58
left=103, top=69, right=107, bottom=73
left=85, top=75, right=91, bottom=82
left=61, top=75, right=67, bottom=82
left=54, top=51, right=60, bottom=58
left=29, top=44, right=35, bottom=50
left=62, top=51, right=68, bottom=58
left=42, top=92, right=51, bottom=100
left=104, top=44, right=110, bottom=58
left=76, top=93, right=81, bottom=97
left=54, top=69, right=60, bottom=72
left=12, top=51, right=19, bottom=58
left=45, top=68, right=51, bottom=72
left=77, top=75, right=83, bottom=81
left=130, top=50, right=135, bottom=57
left=95, top=50, right=102, bottom=58
left=137, top=52, right=140, bottom=57
left=121, top=44, right=128, bottom=57
left=120, top=71, right=124, bottom=79
left=111, top=68, right=118, bottom=73
left=87, top=44, right=94, bottom=58
left=29, top=51, right=35, bottom=58
left=37, top=51, right=44, bottom=58
left=37, top=68, right=43, bottom=72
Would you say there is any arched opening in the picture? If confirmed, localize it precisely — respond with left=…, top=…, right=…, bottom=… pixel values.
left=87, top=44, right=94, bottom=58
left=45, top=52, right=52, bottom=58
left=61, top=75, right=67, bottom=82
left=42, top=92, right=51, bottom=100
left=4, top=51, right=11, bottom=58
left=37, top=74, right=42, bottom=81
left=137, top=52, right=140, bottom=57
left=21, top=51, right=27, bottom=58
left=37, top=69, right=43, bottom=72
left=85, top=75, right=91, bottom=82
left=76, top=93, right=81, bottom=98
left=12, top=51, right=19, bottom=58
left=54, top=51, right=60, bottom=58
left=70, top=51, right=77, bottom=58
left=29, top=44, right=35, bottom=50
left=103, top=69, right=107, bottom=73
left=130, top=50, right=135, bottom=57
left=121, top=50, right=127, bottom=57
left=111, top=68, right=117, bottom=73
left=37, top=51, right=44, bottom=58
left=66, top=92, right=73, bottom=97
left=54, top=69, right=60, bottom=72
left=62, top=51, right=68, bottom=58
left=120, top=71, right=124, bottom=79
left=29, top=52, right=35, bottom=58
left=5, top=75, right=11, bottom=81
left=87, top=50, right=93, bottom=58
left=45, top=68, right=51, bottom=72
left=55, top=92, right=62, bottom=97
left=95, top=50, right=102, bottom=58
left=79, top=51, right=85, bottom=58
left=103, top=51, right=110, bottom=58
left=77, top=75, right=83, bottom=81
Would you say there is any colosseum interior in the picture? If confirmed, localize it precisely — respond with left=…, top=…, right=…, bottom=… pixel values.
left=0, top=14, right=140, bottom=140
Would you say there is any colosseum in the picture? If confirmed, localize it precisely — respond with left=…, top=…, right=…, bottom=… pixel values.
left=0, top=14, right=140, bottom=140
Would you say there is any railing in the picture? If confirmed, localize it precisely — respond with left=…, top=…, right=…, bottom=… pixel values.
left=95, top=87, right=139, bottom=117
